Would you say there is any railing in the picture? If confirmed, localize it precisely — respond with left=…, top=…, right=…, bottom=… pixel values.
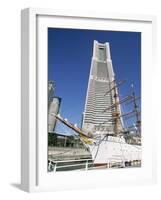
left=48, top=159, right=141, bottom=172
left=48, top=158, right=93, bottom=172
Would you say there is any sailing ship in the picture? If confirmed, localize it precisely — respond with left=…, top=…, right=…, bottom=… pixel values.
left=48, top=40, right=141, bottom=170
left=52, top=79, right=141, bottom=169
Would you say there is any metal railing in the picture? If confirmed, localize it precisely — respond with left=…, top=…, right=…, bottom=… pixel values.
left=48, top=159, right=141, bottom=172
left=48, top=158, right=93, bottom=172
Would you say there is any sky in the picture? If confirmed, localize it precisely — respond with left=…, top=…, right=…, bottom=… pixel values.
left=48, top=28, right=141, bottom=134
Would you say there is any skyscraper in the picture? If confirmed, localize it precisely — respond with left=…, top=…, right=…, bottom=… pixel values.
left=48, top=81, right=55, bottom=104
left=82, top=40, right=122, bottom=135
left=48, top=81, right=61, bottom=132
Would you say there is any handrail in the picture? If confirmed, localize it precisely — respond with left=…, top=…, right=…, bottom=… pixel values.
left=48, top=158, right=93, bottom=172
left=49, top=158, right=93, bottom=163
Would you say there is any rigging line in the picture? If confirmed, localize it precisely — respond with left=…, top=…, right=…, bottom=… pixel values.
left=119, top=138, right=126, bottom=164
left=96, top=78, right=117, bottom=127
left=120, top=99, right=128, bottom=129
left=102, top=95, right=133, bottom=112
left=60, top=105, right=80, bottom=127
left=99, top=110, right=137, bottom=126
left=104, top=80, right=126, bottom=96
left=116, top=84, right=126, bottom=130
left=116, top=85, right=127, bottom=153
left=125, top=96, right=141, bottom=106
left=57, top=121, right=75, bottom=136
left=93, top=134, right=108, bottom=161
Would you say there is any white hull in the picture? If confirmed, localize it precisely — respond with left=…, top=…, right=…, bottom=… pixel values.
left=88, top=136, right=141, bottom=165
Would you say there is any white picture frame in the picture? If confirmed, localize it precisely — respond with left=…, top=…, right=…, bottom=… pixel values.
left=21, top=8, right=157, bottom=192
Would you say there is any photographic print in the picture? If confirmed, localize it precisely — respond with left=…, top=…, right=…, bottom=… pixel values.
left=47, top=28, right=141, bottom=172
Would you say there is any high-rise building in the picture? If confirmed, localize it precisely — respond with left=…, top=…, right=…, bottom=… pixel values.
left=82, top=40, right=122, bottom=135
left=48, top=96, right=61, bottom=132
left=48, top=81, right=55, bottom=104
left=48, top=81, right=61, bottom=132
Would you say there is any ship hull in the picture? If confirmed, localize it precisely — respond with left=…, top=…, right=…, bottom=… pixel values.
left=88, top=136, right=141, bottom=166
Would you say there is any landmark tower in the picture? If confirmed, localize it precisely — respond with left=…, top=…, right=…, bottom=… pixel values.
left=82, top=40, right=122, bottom=135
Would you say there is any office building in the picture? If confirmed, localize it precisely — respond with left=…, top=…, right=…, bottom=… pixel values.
left=82, top=40, right=122, bottom=135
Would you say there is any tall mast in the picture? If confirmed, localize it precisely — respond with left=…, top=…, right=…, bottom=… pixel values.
left=111, top=79, right=123, bottom=135
left=131, top=85, right=141, bottom=135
